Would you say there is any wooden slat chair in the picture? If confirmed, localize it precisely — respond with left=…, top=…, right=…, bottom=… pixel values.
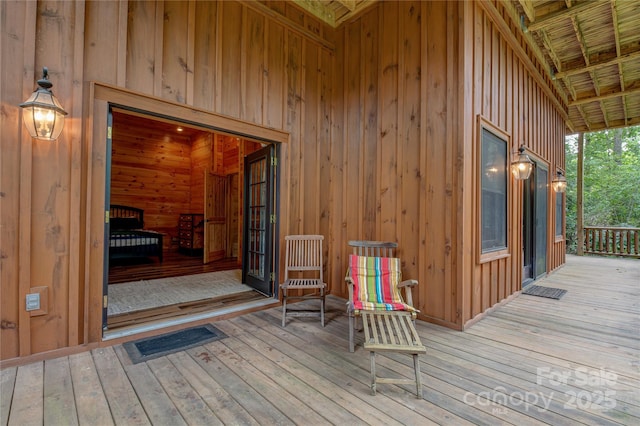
left=346, top=241, right=400, bottom=352
left=346, top=251, right=426, bottom=398
left=280, top=235, right=327, bottom=327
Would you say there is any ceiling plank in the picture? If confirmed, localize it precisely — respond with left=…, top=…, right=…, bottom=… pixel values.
left=554, top=49, right=640, bottom=79
left=334, top=0, right=377, bottom=27
left=611, top=0, right=629, bottom=125
left=336, top=0, right=356, bottom=12
left=293, top=0, right=337, bottom=27
left=526, top=1, right=606, bottom=32
left=569, top=85, right=640, bottom=106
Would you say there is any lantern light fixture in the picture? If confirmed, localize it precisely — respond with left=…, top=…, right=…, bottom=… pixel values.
left=511, top=145, right=534, bottom=180
left=552, top=170, right=567, bottom=193
left=19, top=67, right=67, bottom=141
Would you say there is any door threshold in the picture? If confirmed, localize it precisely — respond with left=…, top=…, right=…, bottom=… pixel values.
left=102, top=297, right=277, bottom=341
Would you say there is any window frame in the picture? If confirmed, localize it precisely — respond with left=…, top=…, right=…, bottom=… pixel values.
left=477, top=116, right=511, bottom=264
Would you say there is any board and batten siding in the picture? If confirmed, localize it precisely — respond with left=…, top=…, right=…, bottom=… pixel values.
left=1, top=0, right=567, bottom=361
left=466, top=1, right=566, bottom=323
left=335, top=0, right=566, bottom=329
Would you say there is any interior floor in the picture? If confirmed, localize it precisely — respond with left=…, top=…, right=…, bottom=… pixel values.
left=108, top=251, right=240, bottom=284
left=107, top=251, right=266, bottom=330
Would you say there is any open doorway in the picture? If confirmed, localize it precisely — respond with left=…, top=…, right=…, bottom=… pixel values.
left=104, top=108, right=277, bottom=329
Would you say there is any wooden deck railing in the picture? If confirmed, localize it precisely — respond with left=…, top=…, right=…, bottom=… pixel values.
left=583, top=226, right=640, bottom=258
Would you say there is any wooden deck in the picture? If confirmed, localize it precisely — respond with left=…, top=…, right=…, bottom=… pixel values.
left=2, top=255, right=639, bottom=425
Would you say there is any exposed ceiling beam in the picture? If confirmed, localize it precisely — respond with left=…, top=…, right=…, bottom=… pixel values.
left=336, top=0, right=356, bottom=12
left=526, top=0, right=606, bottom=32
left=611, top=0, right=629, bottom=125
left=517, top=0, right=535, bottom=22
left=554, top=49, right=640, bottom=79
left=569, top=85, right=640, bottom=106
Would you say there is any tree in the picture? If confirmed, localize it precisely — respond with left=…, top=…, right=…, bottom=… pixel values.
left=564, top=125, right=640, bottom=253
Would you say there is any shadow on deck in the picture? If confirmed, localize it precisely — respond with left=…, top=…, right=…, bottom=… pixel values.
left=2, top=254, right=639, bottom=425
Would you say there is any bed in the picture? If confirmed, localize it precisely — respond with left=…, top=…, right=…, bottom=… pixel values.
left=109, top=205, right=163, bottom=263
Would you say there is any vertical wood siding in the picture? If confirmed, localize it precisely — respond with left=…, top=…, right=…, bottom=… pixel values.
left=0, top=0, right=567, bottom=360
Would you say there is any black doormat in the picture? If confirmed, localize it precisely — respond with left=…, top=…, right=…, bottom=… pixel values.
left=522, top=285, right=567, bottom=300
left=123, top=324, right=227, bottom=364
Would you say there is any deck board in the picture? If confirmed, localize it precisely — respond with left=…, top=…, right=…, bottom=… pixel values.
left=43, top=357, right=78, bottom=426
left=2, top=255, right=639, bottom=425
left=0, top=368, right=16, bottom=425
left=7, top=362, right=43, bottom=426
left=166, top=351, right=257, bottom=425
left=68, top=352, right=114, bottom=426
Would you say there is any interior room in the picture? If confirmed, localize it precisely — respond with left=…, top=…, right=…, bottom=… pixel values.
left=106, top=109, right=266, bottom=328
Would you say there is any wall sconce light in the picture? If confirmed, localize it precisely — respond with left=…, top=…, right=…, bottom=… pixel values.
left=552, top=170, right=567, bottom=193
left=19, top=67, right=67, bottom=141
left=511, top=145, right=534, bottom=180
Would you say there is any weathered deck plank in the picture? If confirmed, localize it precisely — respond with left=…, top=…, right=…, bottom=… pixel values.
left=43, top=357, right=78, bottom=426
left=123, top=361, right=187, bottom=426
left=7, top=362, right=43, bottom=426
left=145, top=356, right=221, bottom=425
left=165, top=350, right=258, bottom=425
left=0, top=368, right=16, bottom=425
left=186, top=346, right=292, bottom=425
left=68, top=352, right=114, bottom=426
left=1, top=255, right=638, bottom=425
left=91, top=347, right=150, bottom=425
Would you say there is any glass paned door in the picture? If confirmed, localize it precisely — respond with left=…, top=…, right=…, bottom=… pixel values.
left=242, top=145, right=274, bottom=295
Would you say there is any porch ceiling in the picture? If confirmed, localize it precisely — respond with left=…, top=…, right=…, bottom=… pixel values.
left=295, top=1, right=640, bottom=134
left=291, top=0, right=377, bottom=27
left=515, top=0, right=640, bottom=133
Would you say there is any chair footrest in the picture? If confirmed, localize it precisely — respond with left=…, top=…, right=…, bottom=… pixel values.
left=361, top=311, right=425, bottom=351
left=364, top=343, right=426, bottom=354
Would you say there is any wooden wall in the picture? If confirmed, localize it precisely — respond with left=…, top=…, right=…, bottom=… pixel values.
left=333, top=0, right=566, bottom=328
left=110, top=113, right=194, bottom=240
left=0, top=0, right=568, bottom=361
left=333, top=1, right=459, bottom=327
left=465, top=1, right=566, bottom=323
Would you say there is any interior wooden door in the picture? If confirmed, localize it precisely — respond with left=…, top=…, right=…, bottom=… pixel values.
left=204, top=172, right=228, bottom=263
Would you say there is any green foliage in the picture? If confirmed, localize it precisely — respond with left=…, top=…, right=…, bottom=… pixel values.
left=564, top=126, right=640, bottom=253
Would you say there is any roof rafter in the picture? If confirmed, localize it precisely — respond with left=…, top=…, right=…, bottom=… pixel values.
left=610, top=0, right=629, bottom=126
left=554, top=48, right=640, bottom=79
left=569, top=85, right=640, bottom=106
left=526, top=0, right=606, bottom=31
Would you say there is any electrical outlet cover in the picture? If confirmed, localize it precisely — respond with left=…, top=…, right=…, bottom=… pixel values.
left=26, top=293, right=41, bottom=311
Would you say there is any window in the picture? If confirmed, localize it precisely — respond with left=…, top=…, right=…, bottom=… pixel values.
left=555, top=191, right=564, bottom=239
left=478, top=118, right=509, bottom=260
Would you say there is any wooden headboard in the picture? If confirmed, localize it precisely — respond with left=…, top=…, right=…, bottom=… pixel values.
left=109, top=205, right=144, bottom=230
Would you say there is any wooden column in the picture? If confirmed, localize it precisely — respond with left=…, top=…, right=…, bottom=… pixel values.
left=577, top=132, right=585, bottom=255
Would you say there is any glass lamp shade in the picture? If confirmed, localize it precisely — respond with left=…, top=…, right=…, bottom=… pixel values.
left=552, top=172, right=567, bottom=193
left=511, top=148, right=533, bottom=180
left=19, top=68, right=67, bottom=141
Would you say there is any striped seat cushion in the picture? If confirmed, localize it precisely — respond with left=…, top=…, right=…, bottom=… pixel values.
left=349, top=254, right=416, bottom=312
